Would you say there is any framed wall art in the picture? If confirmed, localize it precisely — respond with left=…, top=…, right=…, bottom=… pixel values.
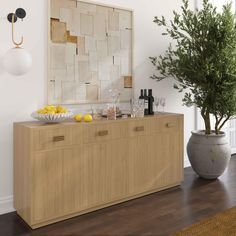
left=48, top=0, right=133, bottom=104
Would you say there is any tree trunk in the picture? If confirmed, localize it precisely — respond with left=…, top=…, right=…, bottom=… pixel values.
left=215, top=119, right=219, bottom=135
left=203, top=112, right=211, bottom=134
left=214, top=115, right=223, bottom=135
left=215, top=126, right=220, bottom=135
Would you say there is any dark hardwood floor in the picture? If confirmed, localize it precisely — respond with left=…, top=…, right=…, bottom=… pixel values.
left=1, top=156, right=236, bottom=236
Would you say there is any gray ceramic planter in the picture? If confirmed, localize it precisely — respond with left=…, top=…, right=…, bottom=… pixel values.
left=187, top=130, right=231, bottom=179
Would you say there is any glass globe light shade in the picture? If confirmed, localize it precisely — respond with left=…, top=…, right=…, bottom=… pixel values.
left=2, top=47, right=32, bottom=76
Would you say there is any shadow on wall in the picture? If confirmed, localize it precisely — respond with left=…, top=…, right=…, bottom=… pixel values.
left=0, top=55, right=5, bottom=76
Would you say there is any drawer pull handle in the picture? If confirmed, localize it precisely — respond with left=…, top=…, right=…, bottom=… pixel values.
left=167, top=123, right=175, bottom=128
left=97, top=130, right=109, bottom=136
left=135, top=126, right=144, bottom=132
left=53, top=136, right=65, bottom=142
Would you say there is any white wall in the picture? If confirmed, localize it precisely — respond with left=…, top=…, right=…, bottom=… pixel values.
left=0, top=0, right=196, bottom=214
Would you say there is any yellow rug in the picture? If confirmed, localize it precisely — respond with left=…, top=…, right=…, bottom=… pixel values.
left=173, top=206, right=236, bottom=236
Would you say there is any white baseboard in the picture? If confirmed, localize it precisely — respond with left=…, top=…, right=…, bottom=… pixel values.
left=0, top=196, right=15, bottom=215
left=231, top=149, right=236, bottom=155
left=184, top=155, right=191, bottom=168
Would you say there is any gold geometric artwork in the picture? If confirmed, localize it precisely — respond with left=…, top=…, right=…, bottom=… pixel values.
left=51, top=18, right=67, bottom=44
left=124, top=76, right=132, bottom=88
left=49, top=0, right=133, bottom=104
left=67, top=31, right=78, bottom=44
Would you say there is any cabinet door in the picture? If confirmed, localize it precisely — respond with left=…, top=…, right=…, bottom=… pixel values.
left=83, top=139, right=129, bottom=207
left=128, top=131, right=183, bottom=195
left=32, top=147, right=87, bottom=223
left=33, top=140, right=129, bottom=223
left=160, top=131, right=183, bottom=186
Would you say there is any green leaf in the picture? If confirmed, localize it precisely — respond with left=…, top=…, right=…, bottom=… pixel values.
left=150, top=0, right=236, bottom=132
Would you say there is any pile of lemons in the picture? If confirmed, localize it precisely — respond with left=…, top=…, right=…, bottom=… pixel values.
left=74, top=114, right=93, bottom=122
left=37, top=105, right=93, bottom=122
left=37, top=105, right=68, bottom=115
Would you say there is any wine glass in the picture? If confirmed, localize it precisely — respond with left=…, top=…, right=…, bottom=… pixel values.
left=154, top=97, right=160, bottom=112
left=160, top=98, right=166, bottom=112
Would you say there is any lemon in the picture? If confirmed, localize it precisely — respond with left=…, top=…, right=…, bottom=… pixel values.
left=57, top=106, right=68, bottom=114
left=61, top=108, right=68, bottom=113
left=74, top=114, right=83, bottom=122
left=37, top=109, right=43, bottom=114
left=47, top=111, right=56, bottom=114
left=45, top=105, right=57, bottom=113
left=83, top=114, right=93, bottom=122
left=37, top=105, right=68, bottom=115
left=37, top=108, right=47, bottom=114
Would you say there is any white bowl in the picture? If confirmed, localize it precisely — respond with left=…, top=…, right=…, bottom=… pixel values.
left=31, top=111, right=74, bottom=123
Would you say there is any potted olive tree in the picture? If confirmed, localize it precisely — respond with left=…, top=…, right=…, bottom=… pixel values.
left=150, top=0, right=236, bottom=179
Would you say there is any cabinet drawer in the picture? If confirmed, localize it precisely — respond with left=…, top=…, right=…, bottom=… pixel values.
left=160, top=116, right=180, bottom=132
left=33, top=126, right=82, bottom=150
left=128, top=120, right=151, bottom=137
left=83, top=122, right=127, bottom=144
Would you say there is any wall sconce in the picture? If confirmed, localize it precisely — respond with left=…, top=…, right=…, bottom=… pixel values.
left=2, top=8, right=32, bottom=76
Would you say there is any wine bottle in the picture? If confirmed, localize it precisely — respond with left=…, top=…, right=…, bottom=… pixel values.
left=139, top=89, right=144, bottom=100
left=148, top=89, right=154, bottom=115
left=143, top=89, right=149, bottom=115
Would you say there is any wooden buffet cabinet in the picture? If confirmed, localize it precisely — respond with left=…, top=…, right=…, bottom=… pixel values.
left=14, top=113, right=184, bottom=229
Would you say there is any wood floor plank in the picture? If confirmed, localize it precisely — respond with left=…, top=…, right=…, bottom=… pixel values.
left=1, top=156, right=236, bottom=236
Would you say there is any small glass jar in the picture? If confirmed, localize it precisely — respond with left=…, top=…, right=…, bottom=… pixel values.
left=93, top=109, right=103, bottom=120
left=107, top=104, right=116, bottom=120
left=130, top=99, right=145, bottom=118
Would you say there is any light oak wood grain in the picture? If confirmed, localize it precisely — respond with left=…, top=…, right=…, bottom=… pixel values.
left=13, top=124, right=32, bottom=224
left=14, top=114, right=184, bottom=228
